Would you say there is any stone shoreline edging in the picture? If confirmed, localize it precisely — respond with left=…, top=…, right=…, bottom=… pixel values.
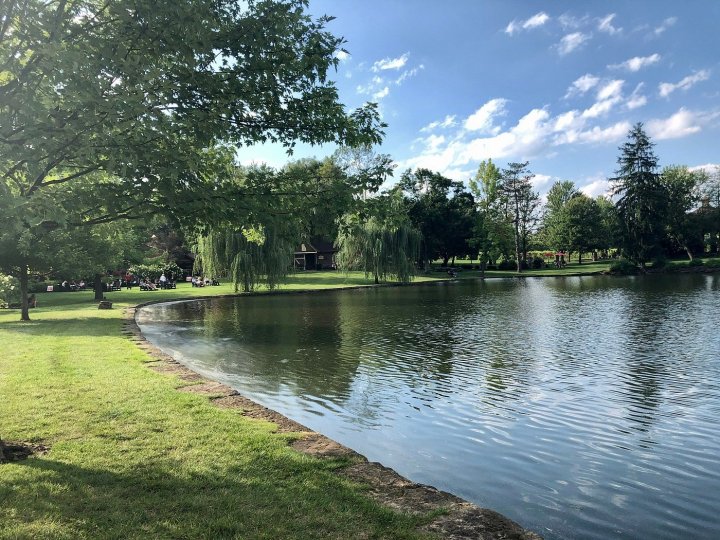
left=127, top=287, right=542, bottom=540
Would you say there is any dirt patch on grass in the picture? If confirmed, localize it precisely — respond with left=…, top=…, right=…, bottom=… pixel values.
left=0, top=441, right=49, bottom=463
left=129, top=303, right=543, bottom=540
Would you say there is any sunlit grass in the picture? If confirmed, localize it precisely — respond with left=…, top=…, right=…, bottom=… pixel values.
left=0, top=274, right=437, bottom=539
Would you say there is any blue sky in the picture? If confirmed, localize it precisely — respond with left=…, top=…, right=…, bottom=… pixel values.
left=236, top=1, right=720, bottom=197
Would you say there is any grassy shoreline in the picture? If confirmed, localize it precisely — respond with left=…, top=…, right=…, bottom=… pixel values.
left=2, top=273, right=462, bottom=540
left=7, top=261, right=708, bottom=538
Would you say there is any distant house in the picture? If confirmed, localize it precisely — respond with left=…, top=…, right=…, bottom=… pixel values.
left=294, top=239, right=337, bottom=270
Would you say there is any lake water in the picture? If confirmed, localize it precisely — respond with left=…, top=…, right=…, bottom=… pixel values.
left=137, top=274, right=720, bottom=539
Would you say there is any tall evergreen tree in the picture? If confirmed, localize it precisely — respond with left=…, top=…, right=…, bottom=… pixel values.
left=610, top=123, right=667, bottom=267
left=500, top=162, right=540, bottom=272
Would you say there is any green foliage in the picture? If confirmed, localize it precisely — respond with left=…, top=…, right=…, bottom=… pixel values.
left=0, top=274, right=21, bottom=308
left=1, top=0, right=385, bottom=319
left=660, top=165, right=707, bottom=259
left=128, top=262, right=184, bottom=281
left=195, top=225, right=295, bottom=292
left=609, top=259, right=639, bottom=275
left=336, top=193, right=421, bottom=283
left=542, top=180, right=580, bottom=251
left=399, top=168, right=476, bottom=266
left=500, top=162, right=541, bottom=271
left=611, top=123, right=666, bottom=265
left=469, top=159, right=513, bottom=270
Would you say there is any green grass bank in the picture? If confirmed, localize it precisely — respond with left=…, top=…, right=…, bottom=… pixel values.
left=1, top=273, right=457, bottom=540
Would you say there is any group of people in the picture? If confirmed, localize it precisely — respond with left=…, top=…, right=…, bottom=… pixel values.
left=191, top=276, right=219, bottom=287
left=138, top=273, right=176, bottom=291
left=60, top=280, right=86, bottom=291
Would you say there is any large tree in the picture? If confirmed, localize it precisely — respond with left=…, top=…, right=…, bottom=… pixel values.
left=561, top=195, right=604, bottom=264
left=1, top=0, right=384, bottom=319
left=500, top=162, right=540, bottom=272
left=610, top=123, right=667, bottom=267
left=542, top=180, right=580, bottom=252
left=335, top=192, right=421, bottom=284
left=399, top=168, right=475, bottom=267
left=660, top=165, right=707, bottom=260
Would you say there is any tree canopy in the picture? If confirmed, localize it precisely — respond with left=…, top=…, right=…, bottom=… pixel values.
left=1, top=0, right=385, bottom=319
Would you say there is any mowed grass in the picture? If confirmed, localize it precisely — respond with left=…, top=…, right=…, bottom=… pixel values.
left=0, top=273, right=442, bottom=540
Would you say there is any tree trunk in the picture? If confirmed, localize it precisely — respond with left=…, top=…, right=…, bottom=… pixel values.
left=442, top=255, right=449, bottom=267
left=578, top=252, right=583, bottom=265
left=374, top=274, right=379, bottom=285
left=19, top=263, right=30, bottom=321
left=514, top=224, right=522, bottom=272
left=685, top=246, right=693, bottom=261
left=94, top=273, right=104, bottom=301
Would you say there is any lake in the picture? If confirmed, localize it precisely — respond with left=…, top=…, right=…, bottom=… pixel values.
left=137, top=274, right=720, bottom=539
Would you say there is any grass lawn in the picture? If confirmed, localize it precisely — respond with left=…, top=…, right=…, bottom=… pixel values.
left=0, top=273, right=446, bottom=540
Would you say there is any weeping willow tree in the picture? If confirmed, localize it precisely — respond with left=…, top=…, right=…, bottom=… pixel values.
left=336, top=192, right=421, bottom=284
left=195, top=226, right=295, bottom=292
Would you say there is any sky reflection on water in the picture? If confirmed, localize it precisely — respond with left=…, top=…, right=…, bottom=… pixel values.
left=138, top=274, right=720, bottom=540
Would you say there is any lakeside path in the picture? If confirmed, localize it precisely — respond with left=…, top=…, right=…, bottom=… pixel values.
left=2, top=269, right=624, bottom=539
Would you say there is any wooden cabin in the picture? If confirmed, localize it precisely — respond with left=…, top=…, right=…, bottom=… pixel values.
left=294, top=239, right=337, bottom=270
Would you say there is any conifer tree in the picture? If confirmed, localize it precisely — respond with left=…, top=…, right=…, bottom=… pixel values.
left=611, top=123, right=667, bottom=267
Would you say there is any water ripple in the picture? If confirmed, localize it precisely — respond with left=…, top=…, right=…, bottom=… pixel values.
left=138, top=274, right=720, bottom=540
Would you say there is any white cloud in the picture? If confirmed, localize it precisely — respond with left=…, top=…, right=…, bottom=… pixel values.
left=335, top=50, right=349, bottom=61
left=626, top=83, right=647, bottom=110
left=505, top=12, right=550, bottom=35
left=659, top=70, right=711, bottom=97
left=597, top=79, right=624, bottom=101
left=581, top=80, right=624, bottom=119
left=372, top=86, right=390, bottom=100
left=565, top=74, right=600, bottom=98
left=559, top=13, right=589, bottom=30
left=609, top=53, right=661, bottom=72
left=372, top=53, right=409, bottom=72
left=524, top=12, right=550, bottom=30
left=576, top=121, right=632, bottom=144
left=420, top=115, right=457, bottom=132
left=458, top=108, right=552, bottom=163
left=464, top=98, right=508, bottom=132
left=598, top=14, right=621, bottom=35
left=395, top=65, right=424, bottom=85
left=689, top=163, right=720, bottom=174
left=580, top=178, right=612, bottom=197
left=654, top=17, right=677, bottom=36
left=557, top=32, right=590, bottom=55
left=646, top=108, right=704, bottom=139
left=531, top=173, right=553, bottom=188
left=426, top=134, right=446, bottom=153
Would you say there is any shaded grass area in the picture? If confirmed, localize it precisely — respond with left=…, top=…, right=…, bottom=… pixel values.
left=0, top=274, right=440, bottom=539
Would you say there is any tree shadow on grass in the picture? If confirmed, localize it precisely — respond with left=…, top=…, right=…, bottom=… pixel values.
left=1, top=453, right=423, bottom=539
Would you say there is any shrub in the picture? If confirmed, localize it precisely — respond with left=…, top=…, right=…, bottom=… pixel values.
left=28, top=280, right=56, bottom=293
left=0, top=274, right=21, bottom=308
left=650, top=257, right=667, bottom=269
left=498, top=259, right=515, bottom=271
left=687, top=258, right=705, bottom=267
left=531, top=257, right=544, bottom=269
left=609, top=259, right=638, bottom=275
